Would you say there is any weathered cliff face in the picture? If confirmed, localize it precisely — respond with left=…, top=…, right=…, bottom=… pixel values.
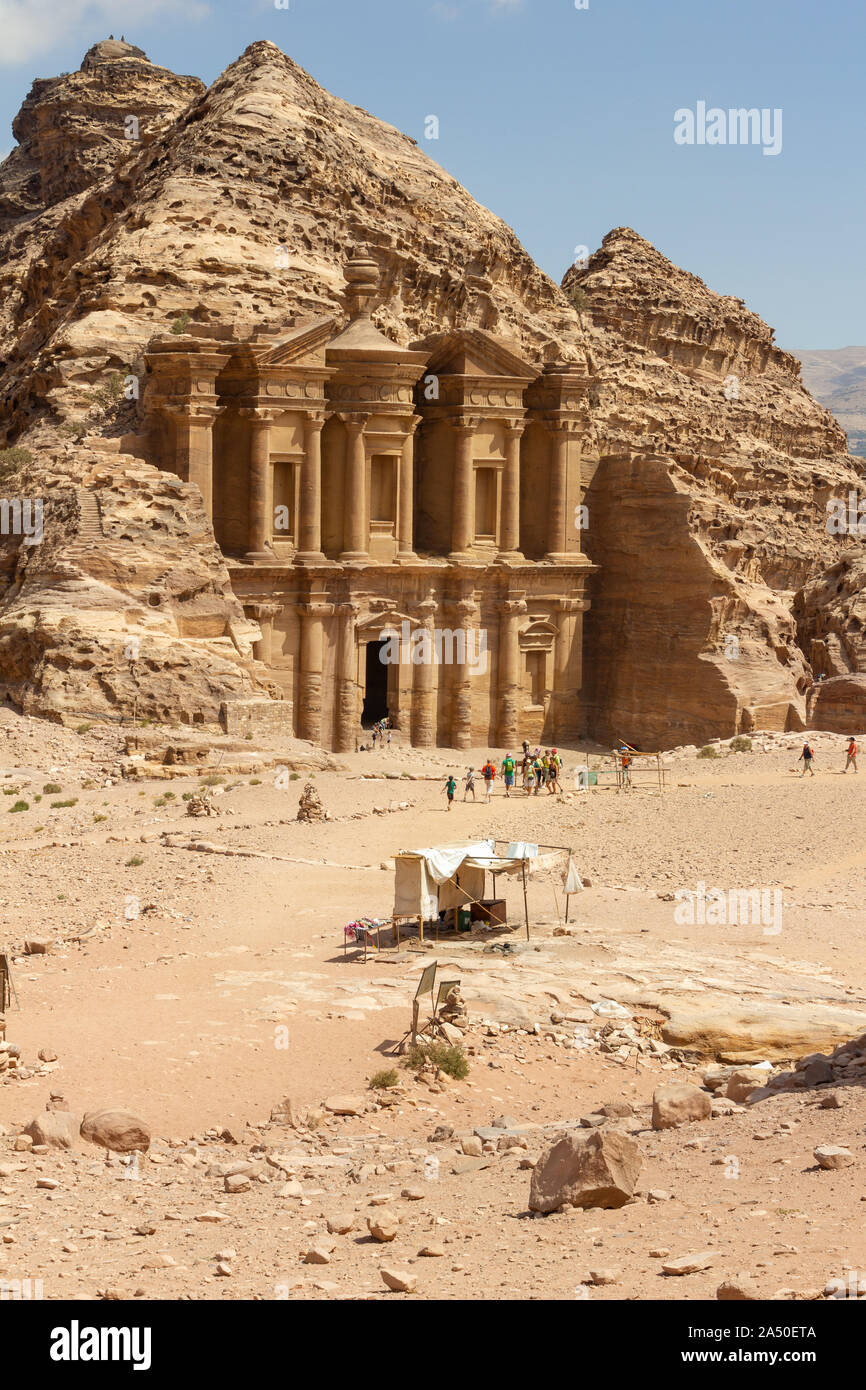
left=0, top=40, right=863, bottom=739
left=564, top=228, right=865, bottom=743
left=0, top=435, right=261, bottom=724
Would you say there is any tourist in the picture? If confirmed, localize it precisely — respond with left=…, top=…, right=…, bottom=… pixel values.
left=619, top=743, right=633, bottom=789
left=845, top=736, right=858, bottom=773
left=444, top=773, right=457, bottom=810
left=501, top=752, right=515, bottom=797
left=798, top=741, right=815, bottom=777
left=532, top=753, right=544, bottom=795
left=481, top=757, right=497, bottom=803
left=523, top=760, right=534, bottom=795
left=547, top=748, right=561, bottom=795
left=371, top=726, right=378, bottom=750
left=464, top=766, right=476, bottom=801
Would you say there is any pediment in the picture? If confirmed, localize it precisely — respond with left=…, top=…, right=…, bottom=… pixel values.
left=257, top=316, right=338, bottom=367
left=416, top=329, right=538, bottom=381
left=356, top=610, right=414, bottom=632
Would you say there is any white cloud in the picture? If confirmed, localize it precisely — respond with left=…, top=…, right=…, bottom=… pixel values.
left=0, top=0, right=209, bottom=67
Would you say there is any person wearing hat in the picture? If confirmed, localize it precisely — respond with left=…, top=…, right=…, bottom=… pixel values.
left=463, top=766, right=476, bottom=800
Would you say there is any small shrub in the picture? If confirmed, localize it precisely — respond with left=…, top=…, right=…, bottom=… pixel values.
left=200, top=773, right=225, bottom=787
left=34, top=794, right=41, bottom=803
left=0, top=445, right=33, bottom=476
left=51, top=798, right=78, bottom=808
left=76, top=723, right=91, bottom=735
left=181, top=791, right=194, bottom=801
left=730, top=735, right=752, bottom=753
left=244, top=731, right=253, bottom=740
left=289, top=772, right=300, bottom=782
left=2, top=787, right=19, bottom=795
left=698, top=745, right=719, bottom=759
left=43, top=783, right=62, bottom=794
left=8, top=800, right=29, bottom=813
left=249, top=778, right=261, bottom=786
left=93, top=813, right=108, bottom=823
left=170, top=312, right=191, bottom=335
left=369, top=1068, right=400, bottom=1090
left=403, top=1041, right=469, bottom=1080
left=126, top=855, right=144, bottom=867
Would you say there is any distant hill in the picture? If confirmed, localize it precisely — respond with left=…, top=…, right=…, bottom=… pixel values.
left=793, top=346, right=866, bottom=457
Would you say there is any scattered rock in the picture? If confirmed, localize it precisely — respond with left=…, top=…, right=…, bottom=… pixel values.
left=652, top=1081, right=712, bottom=1129
left=814, top=1145, right=855, bottom=1170
left=80, top=1109, right=151, bottom=1154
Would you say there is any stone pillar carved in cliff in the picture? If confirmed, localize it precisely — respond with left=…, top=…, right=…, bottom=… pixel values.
left=497, top=595, right=527, bottom=747
left=448, top=594, right=478, bottom=750
left=244, top=409, right=277, bottom=564
left=298, top=597, right=333, bottom=744
left=249, top=602, right=282, bottom=667
left=170, top=403, right=218, bottom=521
left=411, top=594, right=438, bottom=748
left=499, top=423, right=524, bottom=559
left=545, top=422, right=572, bottom=560
left=297, top=412, right=326, bottom=563
left=552, top=597, right=582, bottom=739
left=397, top=417, right=420, bottom=562
left=341, top=413, right=370, bottom=562
left=334, top=601, right=360, bottom=753
left=450, top=417, right=480, bottom=558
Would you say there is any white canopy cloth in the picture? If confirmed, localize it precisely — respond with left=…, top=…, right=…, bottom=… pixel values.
left=393, top=839, right=551, bottom=918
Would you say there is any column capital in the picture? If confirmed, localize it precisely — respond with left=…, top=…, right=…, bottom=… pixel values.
left=304, top=411, right=327, bottom=433
left=451, top=415, right=483, bottom=434
left=298, top=600, right=334, bottom=621
left=239, top=406, right=279, bottom=427
left=545, top=417, right=580, bottom=437
left=336, top=600, right=361, bottom=621
left=502, top=420, right=526, bottom=441
left=338, top=411, right=370, bottom=431
left=503, top=596, right=528, bottom=618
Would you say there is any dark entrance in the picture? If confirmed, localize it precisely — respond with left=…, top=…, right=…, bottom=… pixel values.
left=362, top=639, right=389, bottom=726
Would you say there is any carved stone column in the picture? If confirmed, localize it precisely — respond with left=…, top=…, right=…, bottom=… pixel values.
left=334, top=601, right=360, bottom=753
left=396, top=417, right=420, bottom=561
left=172, top=403, right=218, bottom=520
left=545, top=422, right=571, bottom=559
left=297, top=412, right=326, bottom=562
left=244, top=409, right=277, bottom=564
left=499, top=422, right=524, bottom=559
left=497, top=594, right=527, bottom=748
left=448, top=594, right=478, bottom=750
left=450, top=417, right=479, bottom=558
left=249, top=602, right=282, bottom=666
left=298, top=597, right=333, bottom=743
left=341, top=413, right=369, bottom=562
left=411, top=594, right=438, bottom=748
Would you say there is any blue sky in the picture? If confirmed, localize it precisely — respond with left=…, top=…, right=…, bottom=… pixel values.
left=0, top=0, right=863, bottom=349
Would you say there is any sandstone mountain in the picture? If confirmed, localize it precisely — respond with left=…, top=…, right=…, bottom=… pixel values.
left=0, top=36, right=863, bottom=738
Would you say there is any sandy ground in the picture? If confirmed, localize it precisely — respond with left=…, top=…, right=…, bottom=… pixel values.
left=0, top=712, right=864, bottom=1301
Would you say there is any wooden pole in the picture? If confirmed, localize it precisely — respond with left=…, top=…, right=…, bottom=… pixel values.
left=521, top=860, right=530, bottom=941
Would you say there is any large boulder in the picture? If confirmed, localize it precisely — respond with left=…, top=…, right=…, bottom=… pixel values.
left=80, top=1109, right=150, bottom=1153
left=652, top=1081, right=712, bottom=1129
left=725, top=1067, right=769, bottom=1103
left=23, top=1110, right=78, bottom=1150
left=528, top=1129, right=642, bottom=1213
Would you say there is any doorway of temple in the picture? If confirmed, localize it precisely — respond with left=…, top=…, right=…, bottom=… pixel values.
left=361, top=640, right=389, bottom=726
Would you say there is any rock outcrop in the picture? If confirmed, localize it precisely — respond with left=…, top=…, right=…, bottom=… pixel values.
left=565, top=229, right=865, bottom=744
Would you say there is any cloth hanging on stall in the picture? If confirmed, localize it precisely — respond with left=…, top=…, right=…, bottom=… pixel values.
left=563, top=856, right=584, bottom=894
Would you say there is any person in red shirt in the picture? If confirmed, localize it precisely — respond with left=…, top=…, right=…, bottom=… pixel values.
left=845, top=737, right=858, bottom=773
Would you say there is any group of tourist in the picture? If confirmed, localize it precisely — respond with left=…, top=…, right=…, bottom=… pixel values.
left=798, top=736, right=858, bottom=777
left=369, top=718, right=391, bottom=749
left=443, top=743, right=564, bottom=809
